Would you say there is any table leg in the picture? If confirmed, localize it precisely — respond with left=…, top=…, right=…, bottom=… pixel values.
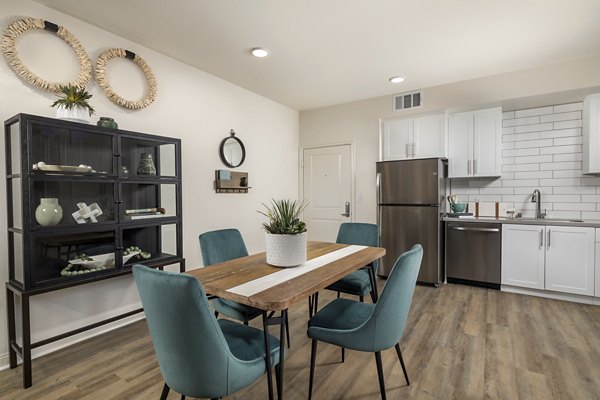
left=369, top=265, right=379, bottom=302
left=277, top=309, right=287, bottom=400
left=262, top=311, right=275, bottom=400
left=6, top=287, right=16, bottom=368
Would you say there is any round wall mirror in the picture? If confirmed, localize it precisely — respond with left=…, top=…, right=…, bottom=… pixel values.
left=219, top=129, right=246, bottom=168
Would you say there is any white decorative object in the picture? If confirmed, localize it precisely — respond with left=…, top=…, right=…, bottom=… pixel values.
left=72, top=202, right=103, bottom=223
left=265, top=232, right=307, bottom=267
left=56, top=104, right=90, bottom=123
left=33, top=161, right=92, bottom=173
left=68, top=252, right=139, bottom=269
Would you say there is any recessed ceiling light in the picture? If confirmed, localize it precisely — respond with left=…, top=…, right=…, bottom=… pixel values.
left=389, top=76, right=406, bottom=83
left=251, top=47, right=270, bottom=58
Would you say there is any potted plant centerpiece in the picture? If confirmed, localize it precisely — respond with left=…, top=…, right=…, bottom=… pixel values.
left=51, top=84, right=95, bottom=123
left=259, top=199, right=308, bottom=267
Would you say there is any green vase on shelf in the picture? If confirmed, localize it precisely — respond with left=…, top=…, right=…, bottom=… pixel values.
left=35, top=198, right=63, bottom=226
left=137, top=153, right=157, bottom=176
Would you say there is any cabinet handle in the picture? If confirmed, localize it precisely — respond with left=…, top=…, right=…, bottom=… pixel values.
left=450, top=226, right=499, bottom=233
left=474, top=159, right=478, bottom=175
left=547, top=229, right=551, bottom=248
left=467, top=160, right=472, bottom=175
left=539, top=229, right=543, bottom=248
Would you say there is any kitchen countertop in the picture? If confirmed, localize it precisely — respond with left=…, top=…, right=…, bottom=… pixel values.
left=443, top=216, right=600, bottom=228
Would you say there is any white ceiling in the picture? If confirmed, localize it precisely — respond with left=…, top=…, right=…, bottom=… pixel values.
left=37, top=0, right=600, bottom=111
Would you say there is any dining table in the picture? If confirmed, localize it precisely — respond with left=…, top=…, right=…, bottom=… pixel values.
left=186, top=240, right=385, bottom=400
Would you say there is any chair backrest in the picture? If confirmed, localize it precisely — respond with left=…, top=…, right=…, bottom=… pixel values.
left=133, top=265, right=232, bottom=397
left=336, top=222, right=379, bottom=271
left=367, top=244, right=423, bottom=351
left=199, top=228, right=249, bottom=266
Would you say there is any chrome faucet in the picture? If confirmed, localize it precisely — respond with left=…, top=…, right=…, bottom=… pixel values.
left=531, top=189, right=545, bottom=219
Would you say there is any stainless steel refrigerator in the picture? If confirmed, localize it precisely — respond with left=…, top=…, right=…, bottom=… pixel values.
left=376, top=158, right=447, bottom=285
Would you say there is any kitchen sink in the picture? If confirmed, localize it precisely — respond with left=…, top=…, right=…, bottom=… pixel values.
left=515, top=217, right=584, bottom=223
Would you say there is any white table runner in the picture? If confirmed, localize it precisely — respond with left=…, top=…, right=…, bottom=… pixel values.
left=226, top=245, right=367, bottom=297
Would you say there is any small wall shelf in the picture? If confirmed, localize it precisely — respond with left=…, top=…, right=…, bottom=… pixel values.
left=214, top=170, right=250, bottom=193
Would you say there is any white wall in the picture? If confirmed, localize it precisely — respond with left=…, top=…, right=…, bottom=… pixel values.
left=0, top=1, right=298, bottom=368
left=300, top=55, right=600, bottom=224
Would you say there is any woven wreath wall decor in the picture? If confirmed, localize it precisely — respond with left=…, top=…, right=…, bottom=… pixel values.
left=1, top=17, right=92, bottom=92
left=95, top=48, right=157, bottom=110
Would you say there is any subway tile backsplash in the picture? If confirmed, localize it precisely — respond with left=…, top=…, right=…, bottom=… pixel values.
left=450, top=101, right=600, bottom=219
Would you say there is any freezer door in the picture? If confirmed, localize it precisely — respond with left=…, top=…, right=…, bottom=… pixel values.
left=378, top=205, right=442, bottom=284
left=377, top=159, right=444, bottom=205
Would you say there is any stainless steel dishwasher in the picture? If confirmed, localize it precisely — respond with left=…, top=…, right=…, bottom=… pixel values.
left=445, top=222, right=502, bottom=289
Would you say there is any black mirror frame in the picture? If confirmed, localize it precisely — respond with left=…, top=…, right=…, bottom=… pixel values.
left=219, top=129, right=246, bottom=168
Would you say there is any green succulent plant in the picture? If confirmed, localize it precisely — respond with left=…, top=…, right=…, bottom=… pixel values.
left=259, top=199, right=308, bottom=235
left=51, top=84, right=95, bottom=116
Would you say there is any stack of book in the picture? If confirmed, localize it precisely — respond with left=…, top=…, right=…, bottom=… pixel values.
left=125, top=207, right=166, bottom=220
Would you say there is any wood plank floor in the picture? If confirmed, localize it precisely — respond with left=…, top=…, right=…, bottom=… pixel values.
left=1, top=283, right=600, bottom=399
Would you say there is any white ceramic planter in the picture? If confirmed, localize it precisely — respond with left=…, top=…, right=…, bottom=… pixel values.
left=265, top=232, right=307, bottom=267
left=56, top=104, right=90, bottom=124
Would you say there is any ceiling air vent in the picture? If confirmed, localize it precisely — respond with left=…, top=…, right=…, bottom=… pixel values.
left=393, top=91, right=422, bottom=111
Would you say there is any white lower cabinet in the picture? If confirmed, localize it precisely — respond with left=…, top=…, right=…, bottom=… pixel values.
left=545, top=225, right=594, bottom=296
left=595, top=231, right=600, bottom=297
left=502, top=224, right=595, bottom=296
left=502, top=224, right=545, bottom=289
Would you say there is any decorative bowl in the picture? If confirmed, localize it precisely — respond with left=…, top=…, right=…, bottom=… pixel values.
left=68, top=251, right=139, bottom=269
left=451, top=202, right=467, bottom=213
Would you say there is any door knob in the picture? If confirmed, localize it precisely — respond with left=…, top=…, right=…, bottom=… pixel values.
left=341, top=202, right=350, bottom=217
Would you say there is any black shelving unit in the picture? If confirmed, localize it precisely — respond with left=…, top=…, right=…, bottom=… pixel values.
left=4, top=113, right=184, bottom=388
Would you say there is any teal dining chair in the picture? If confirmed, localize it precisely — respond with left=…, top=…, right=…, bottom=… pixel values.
left=133, top=265, right=281, bottom=400
left=309, top=223, right=380, bottom=319
left=307, top=244, right=423, bottom=400
left=199, top=228, right=290, bottom=346
left=199, top=229, right=263, bottom=323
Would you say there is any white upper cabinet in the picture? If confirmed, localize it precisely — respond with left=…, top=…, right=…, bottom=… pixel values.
left=448, top=107, right=502, bottom=178
left=583, top=93, right=600, bottom=174
left=381, top=113, right=446, bottom=161
left=412, top=113, right=447, bottom=159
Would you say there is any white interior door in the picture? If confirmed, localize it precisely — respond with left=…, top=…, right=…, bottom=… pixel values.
left=303, top=145, right=352, bottom=242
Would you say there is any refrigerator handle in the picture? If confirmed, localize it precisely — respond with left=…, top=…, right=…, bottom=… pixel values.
left=376, top=172, right=382, bottom=238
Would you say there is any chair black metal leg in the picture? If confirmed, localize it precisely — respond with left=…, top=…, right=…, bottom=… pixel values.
left=159, top=383, right=170, bottom=400
left=395, top=343, right=410, bottom=385
left=337, top=291, right=340, bottom=298
left=341, top=347, right=345, bottom=363
left=275, top=361, right=281, bottom=395
left=309, top=339, right=318, bottom=400
left=244, top=320, right=248, bottom=326
left=314, top=292, right=319, bottom=313
left=359, top=295, right=364, bottom=303
left=308, top=296, right=313, bottom=318
left=181, top=395, right=186, bottom=400
left=285, top=312, right=290, bottom=348
left=374, top=352, right=387, bottom=400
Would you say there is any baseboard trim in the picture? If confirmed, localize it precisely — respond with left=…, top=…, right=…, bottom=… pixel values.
left=501, top=285, right=599, bottom=305
left=0, top=313, right=146, bottom=372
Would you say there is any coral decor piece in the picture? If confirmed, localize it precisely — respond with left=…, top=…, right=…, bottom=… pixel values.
left=1, top=17, right=92, bottom=92
left=95, top=48, right=157, bottom=110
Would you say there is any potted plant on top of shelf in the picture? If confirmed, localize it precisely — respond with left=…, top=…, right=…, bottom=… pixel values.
left=51, top=84, right=95, bottom=123
left=259, top=199, right=308, bottom=267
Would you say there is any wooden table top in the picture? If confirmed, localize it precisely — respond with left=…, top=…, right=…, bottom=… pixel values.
left=186, top=241, right=385, bottom=311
